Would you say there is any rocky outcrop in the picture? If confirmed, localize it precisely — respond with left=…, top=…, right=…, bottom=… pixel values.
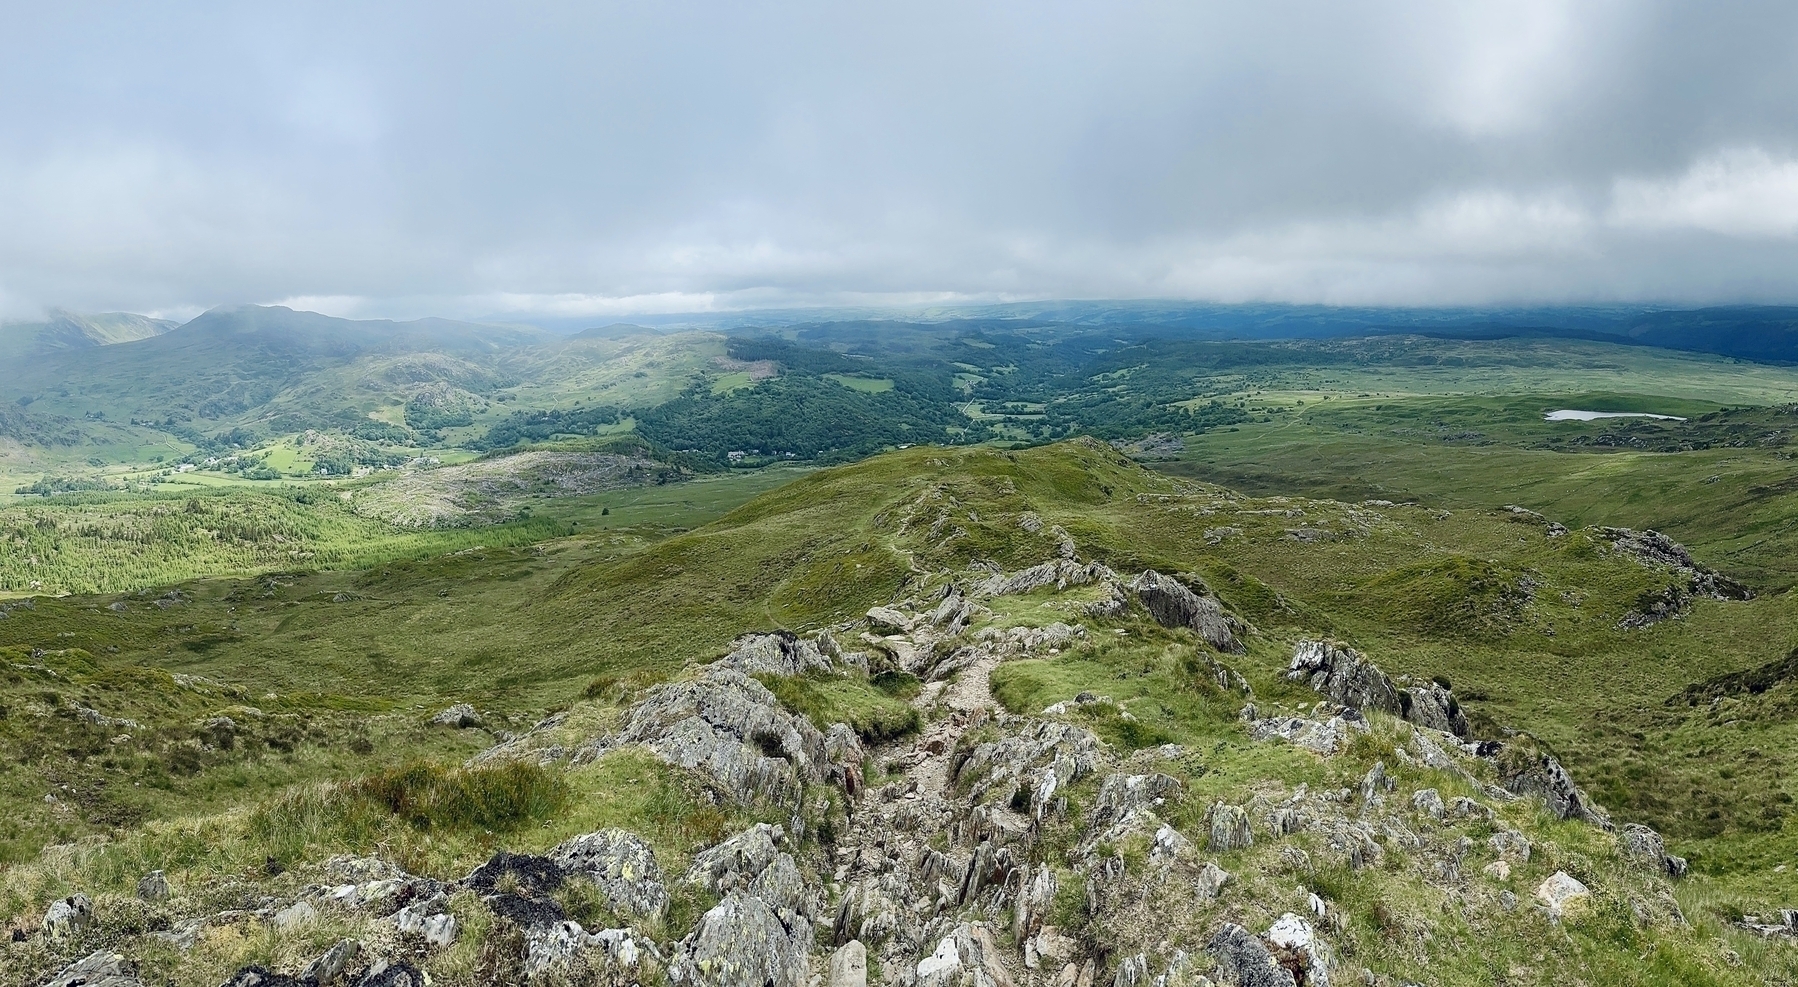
left=916, top=923, right=1016, bottom=987
left=1248, top=706, right=1369, bottom=755
left=606, top=667, right=834, bottom=805
left=955, top=719, right=1104, bottom=823
left=1599, top=528, right=1740, bottom=592
left=1621, top=823, right=1688, bottom=878
left=135, top=871, right=168, bottom=902
left=15, top=552, right=1720, bottom=987
left=670, top=893, right=811, bottom=987
left=974, top=559, right=1112, bottom=599
left=1128, top=570, right=1246, bottom=653
left=523, top=923, right=661, bottom=982
left=1398, top=680, right=1469, bottom=738
left=1600, top=527, right=1752, bottom=627
left=716, top=632, right=854, bottom=677
left=300, top=939, right=362, bottom=983
left=391, top=902, right=458, bottom=947
left=1286, top=642, right=1401, bottom=717
left=45, top=951, right=142, bottom=987
left=1085, top=773, right=1182, bottom=850
left=1288, top=641, right=1470, bottom=738
left=1206, top=923, right=1295, bottom=987
left=825, top=722, right=868, bottom=794
left=685, top=824, right=813, bottom=922
left=550, top=829, right=669, bottom=919
left=1494, top=746, right=1612, bottom=829
left=428, top=703, right=482, bottom=728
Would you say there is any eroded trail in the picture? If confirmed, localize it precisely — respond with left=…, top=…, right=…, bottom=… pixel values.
left=892, top=647, right=1002, bottom=800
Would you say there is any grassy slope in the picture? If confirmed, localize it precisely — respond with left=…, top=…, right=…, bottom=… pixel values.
left=1163, top=400, right=1798, bottom=577
left=0, top=440, right=1791, bottom=984
left=0, top=469, right=805, bottom=860
left=0, top=465, right=801, bottom=597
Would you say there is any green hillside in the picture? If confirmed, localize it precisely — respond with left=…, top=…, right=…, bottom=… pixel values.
left=0, top=440, right=1792, bottom=985
left=0, top=310, right=177, bottom=364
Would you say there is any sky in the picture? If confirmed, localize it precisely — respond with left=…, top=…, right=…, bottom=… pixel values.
left=4, top=1, right=1798, bottom=322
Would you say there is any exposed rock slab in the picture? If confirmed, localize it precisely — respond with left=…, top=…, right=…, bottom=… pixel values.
left=1129, top=570, right=1246, bottom=653
left=670, top=892, right=811, bottom=987
left=608, top=667, right=834, bottom=805
left=550, top=828, right=669, bottom=919
left=1286, top=642, right=1401, bottom=717
left=45, top=951, right=143, bottom=987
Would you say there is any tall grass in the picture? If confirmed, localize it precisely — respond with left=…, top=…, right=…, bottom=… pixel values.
left=348, top=761, right=568, bottom=832
left=247, top=761, right=568, bottom=872
left=754, top=672, right=921, bottom=743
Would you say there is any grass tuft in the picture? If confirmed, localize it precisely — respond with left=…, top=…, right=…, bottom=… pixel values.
left=347, top=760, right=569, bottom=833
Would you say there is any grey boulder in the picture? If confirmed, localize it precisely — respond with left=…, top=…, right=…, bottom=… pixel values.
left=1621, top=822, right=1687, bottom=878
left=1399, top=680, right=1470, bottom=738
left=300, top=939, right=362, bottom=984
left=1208, top=803, right=1254, bottom=852
left=830, top=940, right=869, bottom=987
left=1205, top=923, right=1295, bottom=987
left=429, top=703, right=482, bottom=728
left=686, top=824, right=813, bottom=922
left=44, top=893, right=94, bottom=939
left=613, top=669, right=832, bottom=805
left=1286, top=641, right=1401, bottom=717
left=551, top=828, right=669, bottom=919
left=136, top=870, right=169, bottom=901
left=716, top=632, right=841, bottom=676
left=670, top=892, right=811, bottom=987
left=1129, top=570, right=1245, bottom=653
left=45, top=951, right=142, bottom=987
left=1495, top=748, right=1612, bottom=828
left=915, top=923, right=1016, bottom=987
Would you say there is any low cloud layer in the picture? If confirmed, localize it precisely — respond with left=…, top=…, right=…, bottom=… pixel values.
left=4, top=2, right=1798, bottom=320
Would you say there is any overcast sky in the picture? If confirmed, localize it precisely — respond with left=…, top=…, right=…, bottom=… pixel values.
left=4, top=1, right=1798, bottom=321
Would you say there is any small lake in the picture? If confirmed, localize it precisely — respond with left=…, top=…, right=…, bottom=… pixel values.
left=1544, top=409, right=1688, bottom=422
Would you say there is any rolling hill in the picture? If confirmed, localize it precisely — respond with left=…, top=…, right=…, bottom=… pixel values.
left=0, top=309, right=177, bottom=364
left=0, top=441, right=1791, bottom=985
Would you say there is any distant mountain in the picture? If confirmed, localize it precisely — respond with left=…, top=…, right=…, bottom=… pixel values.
left=740, top=300, right=1798, bottom=364
left=0, top=309, right=178, bottom=362
left=1612, top=306, right=1798, bottom=362
left=572, top=323, right=659, bottom=339
left=164, top=304, right=552, bottom=356
left=0, top=306, right=556, bottom=437
left=0, top=305, right=721, bottom=460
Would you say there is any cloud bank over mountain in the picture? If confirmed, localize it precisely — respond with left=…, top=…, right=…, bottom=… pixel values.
left=5, top=1, right=1798, bottom=319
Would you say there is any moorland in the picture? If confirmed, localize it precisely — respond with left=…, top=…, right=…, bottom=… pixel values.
left=0, top=304, right=1793, bottom=986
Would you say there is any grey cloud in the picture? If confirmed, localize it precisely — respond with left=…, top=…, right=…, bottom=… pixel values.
left=3, top=1, right=1798, bottom=319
